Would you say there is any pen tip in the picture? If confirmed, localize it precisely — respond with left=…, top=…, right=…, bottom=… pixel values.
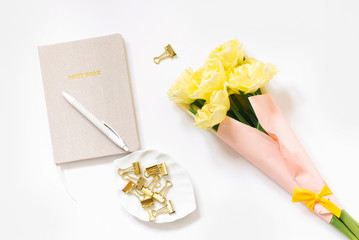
left=62, top=91, right=72, bottom=101
left=123, top=146, right=129, bottom=152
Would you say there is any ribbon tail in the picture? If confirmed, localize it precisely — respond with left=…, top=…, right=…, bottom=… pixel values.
left=320, top=198, right=341, bottom=218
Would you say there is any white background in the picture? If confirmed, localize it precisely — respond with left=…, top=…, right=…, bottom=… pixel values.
left=1, top=0, right=359, bottom=239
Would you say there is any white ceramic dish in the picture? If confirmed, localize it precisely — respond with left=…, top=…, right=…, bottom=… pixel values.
left=113, top=149, right=196, bottom=223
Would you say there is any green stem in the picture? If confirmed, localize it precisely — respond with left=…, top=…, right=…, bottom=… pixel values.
left=192, top=99, right=206, bottom=109
left=340, top=211, right=359, bottom=239
left=238, top=91, right=268, bottom=134
left=256, top=122, right=268, bottom=135
left=189, top=102, right=196, bottom=112
left=188, top=108, right=196, bottom=115
left=226, top=110, right=237, bottom=120
left=230, top=104, right=249, bottom=125
left=239, top=91, right=255, bottom=113
left=331, top=215, right=359, bottom=240
left=230, top=95, right=255, bottom=126
left=197, top=99, right=205, bottom=106
left=255, top=88, right=262, bottom=95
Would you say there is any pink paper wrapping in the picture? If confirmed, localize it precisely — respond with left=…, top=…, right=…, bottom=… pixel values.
left=217, top=93, right=341, bottom=222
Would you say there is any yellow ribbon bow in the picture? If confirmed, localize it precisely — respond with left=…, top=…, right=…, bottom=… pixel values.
left=292, top=184, right=341, bottom=218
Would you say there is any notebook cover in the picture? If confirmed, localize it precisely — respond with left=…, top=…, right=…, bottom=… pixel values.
left=38, top=34, right=140, bottom=164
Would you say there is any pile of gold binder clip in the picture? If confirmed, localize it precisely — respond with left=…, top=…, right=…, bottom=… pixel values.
left=118, top=161, right=175, bottom=222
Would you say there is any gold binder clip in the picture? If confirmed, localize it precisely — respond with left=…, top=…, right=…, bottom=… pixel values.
left=122, top=181, right=136, bottom=194
left=140, top=198, right=154, bottom=208
left=148, top=200, right=175, bottom=222
left=122, top=180, right=146, bottom=201
left=141, top=187, right=154, bottom=198
left=140, top=175, right=159, bottom=198
left=144, top=163, right=168, bottom=178
left=153, top=180, right=173, bottom=203
left=153, top=44, right=176, bottom=64
left=118, top=162, right=142, bottom=179
left=136, top=177, right=146, bottom=190
left=149, top=175, right=162, bottom=190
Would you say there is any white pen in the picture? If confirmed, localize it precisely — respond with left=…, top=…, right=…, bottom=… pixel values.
left=62, top=91, right=128, bottom=152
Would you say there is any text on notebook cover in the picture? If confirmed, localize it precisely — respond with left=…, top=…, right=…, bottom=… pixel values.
left=68, top=70, right=101, bottom=80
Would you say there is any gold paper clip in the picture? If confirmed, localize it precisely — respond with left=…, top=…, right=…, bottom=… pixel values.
left=153, top=44, right=176, bottom=64
left=144, top=163, right=168, bottom=178
left=118, top=162, right=141, bottom=179
left=153, top=180, right=173, bottom=203
left=148, top=200, right=175, bottom=222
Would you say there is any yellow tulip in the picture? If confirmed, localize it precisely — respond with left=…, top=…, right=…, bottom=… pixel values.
left=194, top=88, right=230, bottom=129
left=190, top=59, right=228, bottom=101
left=168, top=68, right=199, bottom=104
left=207, top=40, right=247, bottom=71
left=228, top=58, right=279, bottom=93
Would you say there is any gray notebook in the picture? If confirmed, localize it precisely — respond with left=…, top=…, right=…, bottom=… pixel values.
left=38, top=34, right=140, bottom=164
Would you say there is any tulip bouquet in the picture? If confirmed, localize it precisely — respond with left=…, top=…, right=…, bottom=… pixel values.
left=168, top=40, right=359, bottom=239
